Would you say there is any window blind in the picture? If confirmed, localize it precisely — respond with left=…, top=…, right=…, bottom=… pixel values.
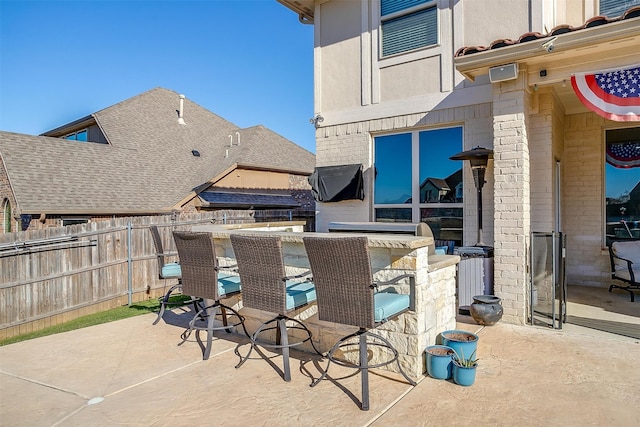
left=599, top=0, right=640, bottom=17
left=381, top=0, right=429, bottom=16
left=382, top=7, right=437, bottom=56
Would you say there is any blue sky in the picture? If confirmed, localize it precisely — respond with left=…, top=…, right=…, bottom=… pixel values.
left=0, top=0, right=316, bottom=153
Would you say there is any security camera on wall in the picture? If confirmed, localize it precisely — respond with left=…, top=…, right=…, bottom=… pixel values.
left=541, top=36, right=557, bottom=53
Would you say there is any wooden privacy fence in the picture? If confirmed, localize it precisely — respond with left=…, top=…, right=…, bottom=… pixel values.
left=0, top=210, right=308, bottom=339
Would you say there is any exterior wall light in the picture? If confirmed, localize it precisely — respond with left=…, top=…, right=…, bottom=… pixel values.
left=309, top=113, right=324, bottom=129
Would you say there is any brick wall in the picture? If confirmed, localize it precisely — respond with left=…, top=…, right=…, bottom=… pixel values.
left=563, top=112, right=610, bottom=286
left=0, top=159, right=17, bottom=233
left=491, top=79, right=531, bottom=325
left=529, top=90, right=557, bottom=232
left=314, top=106, right=494, bottom=233
left=288, top=174, right=311, bottom=190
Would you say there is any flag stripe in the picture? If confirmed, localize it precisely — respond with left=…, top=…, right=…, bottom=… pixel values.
left=571, top=65, right=640, bottom=122
left=584, top=74, right=639, bottom=107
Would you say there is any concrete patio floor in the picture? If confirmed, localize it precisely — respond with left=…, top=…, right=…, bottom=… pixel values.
left=1, top=289, right=639, bottom=427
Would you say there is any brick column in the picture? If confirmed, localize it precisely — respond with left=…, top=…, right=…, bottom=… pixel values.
left=492, top=83, right=531, bottom=324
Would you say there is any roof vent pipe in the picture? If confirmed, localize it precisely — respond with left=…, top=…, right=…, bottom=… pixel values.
left=178, top=94, right=186, bottom=125
left=235, top=131, right=240, bottom=145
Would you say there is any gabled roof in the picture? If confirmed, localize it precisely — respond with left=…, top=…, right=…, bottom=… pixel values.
left=420, top=177, right=450, bottom=191
left=228, top=124, right=316, bottom=175
left=1, top=87, right=315, bottom=215
left=1, top=131, right=156, bottom=214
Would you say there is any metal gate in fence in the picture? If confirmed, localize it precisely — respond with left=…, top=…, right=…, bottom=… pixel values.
left=529, top=232, right=567, bottom=329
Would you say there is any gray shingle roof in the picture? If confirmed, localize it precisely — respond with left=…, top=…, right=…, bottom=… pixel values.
left=199, top=191, right=299, bottom=209
left=1, top=87, right=315, bottom=215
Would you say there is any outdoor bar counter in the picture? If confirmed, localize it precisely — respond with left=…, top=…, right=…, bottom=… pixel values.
left=191, top=223, right=460, bottom=377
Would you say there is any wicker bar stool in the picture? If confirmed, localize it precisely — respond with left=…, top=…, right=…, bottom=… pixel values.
left=173, top=231, right=248, bottom=360
left=150, top=225, right=201, bottom=325
left=302, top=236, right=416, bottom=411
left=231, top=234, right=322, bottom=382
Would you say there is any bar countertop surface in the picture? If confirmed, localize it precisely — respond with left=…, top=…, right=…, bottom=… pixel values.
left=191, top=223, right=433, bottom=250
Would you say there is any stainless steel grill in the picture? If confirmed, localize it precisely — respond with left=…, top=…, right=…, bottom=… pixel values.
left=454, top=246, right=494, bottom=314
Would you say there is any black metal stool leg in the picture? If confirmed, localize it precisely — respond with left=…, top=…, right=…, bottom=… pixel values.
left=311, top=330, right=361, bottom=387
left=360, top=332, right=370, bottom=411
left=153, top=283, right=182, bottom=325
left=203, top=304, right=216, bottom=360
left=235, top=316, right=276, bottom=369
left=180, top=300, right=247, bottom=360
left=236, top=314, right=315, bottom=382
left=311, top=329, right=416, bottom=411
left=365, top=331, right=417, bottom=387
left=279, top=317, right=291, bottom=381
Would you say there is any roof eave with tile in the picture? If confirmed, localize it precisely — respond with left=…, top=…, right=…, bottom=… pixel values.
left=454, top=7, right=640, bottom=82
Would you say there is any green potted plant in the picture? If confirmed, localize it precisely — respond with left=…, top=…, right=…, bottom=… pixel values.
left=452, top=348, right=478, bottom=386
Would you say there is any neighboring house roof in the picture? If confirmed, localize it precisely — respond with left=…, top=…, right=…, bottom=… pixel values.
left=199, top=189, right=300, bottom=209
left=0, top=87, right=315, bottom=215
left=420, top=177, right=450, bottom=191
left=454, top=6, right=640, bottom=57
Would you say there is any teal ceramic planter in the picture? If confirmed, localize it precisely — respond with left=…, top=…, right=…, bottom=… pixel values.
left=452, top=361, right=477, bottom=386
left=425, top=345, right=454, bottom=380
left=441, top=330, right=478, bottom=361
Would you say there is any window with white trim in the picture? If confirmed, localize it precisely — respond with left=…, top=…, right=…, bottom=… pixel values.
left=381, top=0, right=438, bottom=57
left=374, top=126, right=463, bottom=245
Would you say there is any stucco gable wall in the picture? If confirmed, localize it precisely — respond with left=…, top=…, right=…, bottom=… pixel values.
left=379, top=56, right=443, bottom=102
left=317, top=0, right=363, bottom=112
left=461, top=0, right=532, bottom=45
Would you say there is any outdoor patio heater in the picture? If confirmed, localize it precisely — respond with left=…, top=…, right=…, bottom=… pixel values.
left=450, top=146, right=495, bottom=314
left=449, top=146, right=493, bottom=247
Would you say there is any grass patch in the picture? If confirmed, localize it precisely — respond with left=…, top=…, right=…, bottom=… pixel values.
left=0, top=295, right=191, bottom=347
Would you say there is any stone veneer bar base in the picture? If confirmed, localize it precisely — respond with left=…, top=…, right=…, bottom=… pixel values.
left=191, top=225, right=460, bottom=378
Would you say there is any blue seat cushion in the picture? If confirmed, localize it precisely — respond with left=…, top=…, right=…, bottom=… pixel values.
left=161, top=263, right=181, bottom=279
left=435, top=246, right=448, bottom=255
left=285, top=280, right=317, bottom=311
left=218, top=273, right=242, bottom=296
left=374, top=292, right=410, bottom=323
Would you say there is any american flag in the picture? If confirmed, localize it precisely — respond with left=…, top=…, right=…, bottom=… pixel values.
left=606, top=141, right=640, bottom=168
left=571, top=65, right=640, bottom=122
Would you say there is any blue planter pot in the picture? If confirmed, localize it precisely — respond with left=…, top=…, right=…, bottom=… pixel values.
left=425, top=345, right=454, bottom=379
left=452, top=361, right=477, bottom=386
left=441, top=330, right=478, bottom=361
